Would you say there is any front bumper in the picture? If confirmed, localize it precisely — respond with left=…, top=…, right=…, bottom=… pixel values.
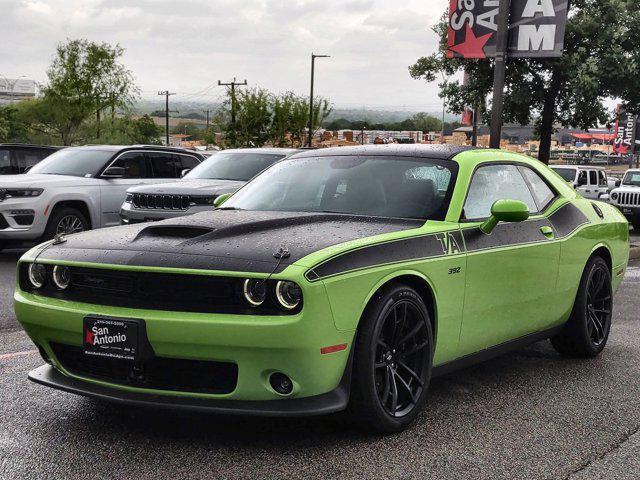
left=0, top=197, right=47, bottom=240
left=29, top=362, right=350, bottom=416
left=613, top=205, right=640, bottom=223
left=15, top=280, right=354, bottom=407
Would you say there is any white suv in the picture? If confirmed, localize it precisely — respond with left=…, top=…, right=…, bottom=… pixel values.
left=610, top=169, right=640, bottom=230
left=0, top=145, right=203, bottom=251
left=550, top=165, right=610, bottom=200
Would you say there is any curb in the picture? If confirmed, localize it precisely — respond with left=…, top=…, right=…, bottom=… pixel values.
left=630, top=245, right=640, bottom=261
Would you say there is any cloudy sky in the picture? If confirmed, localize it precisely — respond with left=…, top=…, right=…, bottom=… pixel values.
left=0, top=0, right=449, bottom=110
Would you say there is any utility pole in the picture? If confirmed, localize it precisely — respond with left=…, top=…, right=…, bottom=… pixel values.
left=472, top=105, right=479, bottom=147
left=203, top=109, right=211, bottom=130
left=308, top=54, right=330, bottom=147
left=218, top=78, right=247, bottom=134
left=489, top=0, right=511, bottom=149
left=158, top=91, right=176, bottom=145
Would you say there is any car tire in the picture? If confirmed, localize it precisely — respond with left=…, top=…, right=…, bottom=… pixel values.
left=551, top=256, right=613, bottom=358
left=43, top=207, right=90, bottom=241
left=347, top=283, right=433, bottom=433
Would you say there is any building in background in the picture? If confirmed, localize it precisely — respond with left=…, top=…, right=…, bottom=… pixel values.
left=0, top=78, right=36, bottom=104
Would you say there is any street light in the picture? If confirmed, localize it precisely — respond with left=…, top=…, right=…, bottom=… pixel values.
left=308, top=53, right=330, bottom=147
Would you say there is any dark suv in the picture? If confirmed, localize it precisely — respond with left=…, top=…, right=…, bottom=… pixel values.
left=0, top=144, right=63, bottom=175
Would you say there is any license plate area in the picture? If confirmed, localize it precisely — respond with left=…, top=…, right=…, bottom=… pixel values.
left=83, top=316, right=142, bottom=361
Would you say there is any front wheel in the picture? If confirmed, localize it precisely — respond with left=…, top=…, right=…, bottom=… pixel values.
left=42, top=207, right=89, bottom=241
left=551, top=256, right=613, bottom=358
left=348, top=283, right=433, bottom=433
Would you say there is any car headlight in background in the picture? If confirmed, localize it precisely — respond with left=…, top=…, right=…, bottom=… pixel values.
left=275, top=281, right=302, bottom=310
left=52, top=265, right=71, bottom=290
left=4, top=189, right=44, bottom=199
left=611, top=192, right=619, bottom=201
left=243, top=279, right=267, bottom=306
left=124, top=193, right=133, bottom=204
left=27, top=263, right=47, bottom=289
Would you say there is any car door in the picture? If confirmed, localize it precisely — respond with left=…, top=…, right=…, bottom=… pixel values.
left=458, top=163, right=561, bottom=356
left=575, top=169, right=590, bottom=197
left=597, top=170, right=608, bottom=198
left=98, top=151, right=150, bottom=227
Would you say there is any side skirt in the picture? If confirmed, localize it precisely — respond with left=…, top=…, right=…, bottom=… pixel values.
left=432, top=326, right=564, bottom=378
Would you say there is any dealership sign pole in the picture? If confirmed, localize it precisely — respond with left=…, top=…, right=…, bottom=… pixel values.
left=447, top=0, right=570, bottom=148
left=613, top=105, right=640, bottom=167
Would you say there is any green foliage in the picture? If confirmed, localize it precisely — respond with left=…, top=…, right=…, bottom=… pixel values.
left=324, top=112, right=444, bottom=133
left=171, top=122, right=204, bottom=140
left=409, top=2, right=640, bottom=162
left=92, top=115, right=162, bottom=145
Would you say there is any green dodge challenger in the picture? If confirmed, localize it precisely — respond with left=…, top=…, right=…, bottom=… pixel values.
left=15, top=145, right=629, bottom=432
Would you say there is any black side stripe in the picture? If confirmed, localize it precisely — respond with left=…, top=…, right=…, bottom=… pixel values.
left=305, top=231, right=464, bottom=282
left=305, top=203, right=590, bottom=282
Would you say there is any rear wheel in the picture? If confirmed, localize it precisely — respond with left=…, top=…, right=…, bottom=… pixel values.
left=551, top=256, right=613, bottom=358
left=43, top=207, right=89, bottom=241
left=348, top=283, right=433, bottom=433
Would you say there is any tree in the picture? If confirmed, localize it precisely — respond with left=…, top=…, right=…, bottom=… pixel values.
left=172, top=122, right=204, bottom=140
left=409, top=2, right=640, bottom=163
left=40, top=39, right=138, bottom=144
left=93, top=115, right=162, bottom=145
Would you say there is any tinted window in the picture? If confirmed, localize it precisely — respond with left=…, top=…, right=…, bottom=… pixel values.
left=589, top=170, right=598, bottom=185
left=148, top=152, right=181, bottom=178
left=179, top=154, right=200, bottom=171
left=520, top=167, right=555, bottom=211
left=111, top=152, right=148, bottom=179
left=223, top=155, right=457, bottom=220
left=577, top=171, right=588, bottom=186
left=185, top=152, right=286, bottom=181
left=0, top=149, right=11, bottom=174
left=464, top=164, right=537, bottom=219
left=598, top=170, right=607, bottom=187
left=553, top=168, right=576, bottom=182
left=29, top=149, right=114, bottom=177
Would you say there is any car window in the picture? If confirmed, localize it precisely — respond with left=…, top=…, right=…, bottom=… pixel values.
left=598, top=171, right=607, bottom=187
left=552, top=168, right=576, bottom=182
left=464, top=164, right=537, bottom=220
left=222, top=155, right=458, bottom=221
left=148, top=152, right=181, bottom=178
left=29, top=149, right=114, bottom=177
left=13, top=149, right=44, bottom=173
left=577, top=171, right=588, bottom=186
left=179, top=154, right=200, bottom=171
left=520, top=167, right=555, bottom=211
left=185, top=152, right=286, bottom=181
left=588, top=170, right=597, bottom=185
left=111, top=152, right=148, bottom=179
left=0, top=149, right=11, bottom=174
left=623, top=172, right=640, bottom=186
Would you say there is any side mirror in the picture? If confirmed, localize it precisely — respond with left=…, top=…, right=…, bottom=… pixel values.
left=615, top=180, right=621, bottom=188
left=214, top=193, right=232, bottom=208
left=180, top=169, right=191, bottom=178
left=480, top=199, right=530, bottom=235
left=23, top=165, right=33, bottom=173
left=102, top=166, right=126, bottom=178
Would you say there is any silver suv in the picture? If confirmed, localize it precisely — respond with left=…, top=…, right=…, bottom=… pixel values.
left=120, top=148, right=299, bottom=224
left=610, top=169, right=640, bottom=230
left=0, top=145, right=203, bottom=251
left=550, top=165, right=610, bottom=200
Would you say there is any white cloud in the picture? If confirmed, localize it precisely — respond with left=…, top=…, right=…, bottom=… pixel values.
left=0, top=0, right=449, bottom=110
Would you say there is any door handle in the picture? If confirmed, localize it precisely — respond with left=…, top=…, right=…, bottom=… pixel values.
left=540, top=226, right=555, bottom=240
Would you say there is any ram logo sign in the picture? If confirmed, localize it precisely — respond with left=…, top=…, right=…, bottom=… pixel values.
left=447, top=0, right=569, bottom=59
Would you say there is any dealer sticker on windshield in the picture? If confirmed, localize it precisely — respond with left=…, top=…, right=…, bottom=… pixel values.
left=83, top=316, right=139, bottom=361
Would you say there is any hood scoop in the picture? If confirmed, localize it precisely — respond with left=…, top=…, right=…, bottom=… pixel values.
left=135, top=225, right=214, bottom=241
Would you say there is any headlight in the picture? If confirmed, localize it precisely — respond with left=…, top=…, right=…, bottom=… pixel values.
left=611, top=192, right=619, bottom=201
left=6, top=189, right=44, bottom=198
left=125, top=193, right=133, bottom=204
left=52, top=265, right=71, bottom=290
left=27, top=263, right=47, bottom=289
left=275, top=281, right=302, bottom=310
left=243, top=279, right=267, bottom=306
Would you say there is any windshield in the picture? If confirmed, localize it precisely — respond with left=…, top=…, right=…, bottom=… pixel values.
left=223, top=155, right=457, bottom=220
left=28, top=149, right=114, bottom=177
left=185, top=152, right=287, bottom=181
left=552, top=167, right=577, bottom=182
left=623, top=171, right=640, bottom=187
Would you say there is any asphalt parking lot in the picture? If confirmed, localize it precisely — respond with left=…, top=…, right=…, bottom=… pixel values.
left=1, top=234, right=639, bottom=480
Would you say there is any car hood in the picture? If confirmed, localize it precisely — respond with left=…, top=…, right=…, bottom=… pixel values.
left=35, top=210, right=423, bottom=274
left=0, top=174, right=95, bottom=188
left=127, top=179, right=245, bottom=196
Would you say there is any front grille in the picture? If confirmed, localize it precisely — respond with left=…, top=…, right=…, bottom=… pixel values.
left=51, top=343, right=238, bottom=395
left=132, top=194, right=190, bottom=211
left=0, top=214, right=8, bottom=230
left=618, top=192, right=640, bottom=207
left=20, top=265, right=297, bottom=315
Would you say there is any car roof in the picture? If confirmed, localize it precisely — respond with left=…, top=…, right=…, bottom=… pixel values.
left=66, top=145, right=204, bottom=156
left=0, top=143, right=63, bottom=150
left=290, top=144, right=478, bottom=160
left=550, top=165, right=605, bottom=171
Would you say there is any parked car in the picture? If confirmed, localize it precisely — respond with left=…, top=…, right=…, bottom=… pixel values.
left=120, top=148, right=299, bottom=224
left=550, top=165, right=609, bottom=200
left=16, top=145, right=629, bottom=433
left=0, top=144, right=63, bottom=175
left=609, top=169, right=640, bottom=230
left=0, top=145, right=204, bottom=251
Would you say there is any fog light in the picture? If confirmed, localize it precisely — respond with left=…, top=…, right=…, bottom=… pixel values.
left=52, top=265, right=71, bottom=290
left=243, top=279, right=266, bottom=306
left=270, top=372, right=294, bottom=395
left=275, top=281, right=302, bottom=310
left=27, top=263, right=47, bottom=289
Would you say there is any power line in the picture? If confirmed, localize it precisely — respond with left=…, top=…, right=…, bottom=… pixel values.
left=158, top=90, right=176, bottom=145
